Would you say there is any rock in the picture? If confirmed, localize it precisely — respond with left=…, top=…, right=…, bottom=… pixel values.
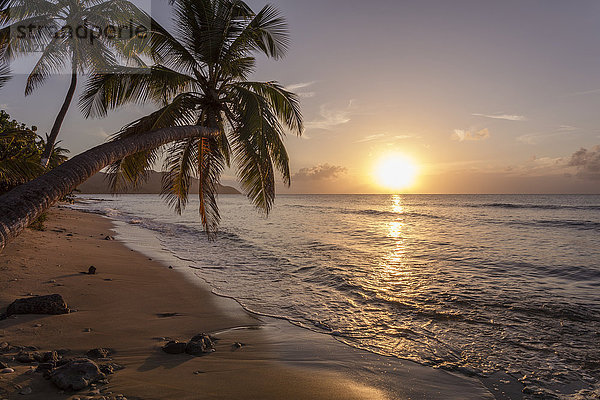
left=0, top=342, right=9, bottom=353
left=5, top=294, right=70, bottom=316
left=50, top=359, right=105, bottom=391
left=0, top=361, right=8, bottom=369
left=16, top=351, right=39, bottom=363
left=86, top=348, right=110, bottom=359
left=83, top=328, right=92, bottom=333
left=88, top=266, right=97, bottom=275
left=1, top=368, right=14, bottom=373
left=104, top=236, right=114, bottom=241
left=99, top=363, right=124, bottom=375
left=185, top=334, right=215, bottom=356
left=33, top=323, right=42, bottom=328
left=19, top=386, right=32, bottom=395
left=40, top=351, right=60, bottom=363
left=161, top=341, right=187, bottom=354
left=36, top=362, right=55, bottom=374
left=231, top=342, right=244, bottom=351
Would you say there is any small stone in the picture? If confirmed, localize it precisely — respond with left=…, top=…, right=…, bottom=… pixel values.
left=162, top=341, right=187, bottom=354
left=104, top=236, right=115, bottom=241
left=88, top=266, right=97, bottom=275
left=48, top=280, right=57, bottom=283
left=83, top=328, right=92, bottom=333
left=185, top=334, right=215, bottom=355
left=19, top=386, right=32, bottom=395
left=16, top=351, right=39, bottom=363
left=231, top=342, right=244, bottom=351
left=66, top=234, right=73, bottom=237
left=0, top=368, right=14, bottom=373
left=0, top=342, right=9, bottom=352
left=33, top=323, right=42, bottom=328
left=99, top=363, right=124, bottom=375
left=0, top=361, right=8, bottom=368
left=86, top=348, right=110, bottom=359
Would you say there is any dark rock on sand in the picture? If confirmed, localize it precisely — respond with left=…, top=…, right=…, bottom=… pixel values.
left=104, top=236, right=115, bottom=241
left=0, top=361, right=8, bottom=369
left=0, top=342, right=9, bottom=353
left=99, top=362, right=125, bottom=375
left=50, top=359, right=105, bottom=391
left=36, top=362, right=55, bottom=374
left=5, top=294, right=70, bottom=316
left=88, top=266, right=97, bottom=275
left=40, top=351, right=60, bottom=363
left=16, top=351, right=40, bottom=363
left=162, top=341, right=187, bottom=354
left=231, top=342, right=245, bottom=351
left=185, top=334, right=215, bottom=355
left=86, top=348, right=111, bottom=359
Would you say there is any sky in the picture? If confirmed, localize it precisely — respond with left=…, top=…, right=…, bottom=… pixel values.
left=2, top=0, right=600, bottom=194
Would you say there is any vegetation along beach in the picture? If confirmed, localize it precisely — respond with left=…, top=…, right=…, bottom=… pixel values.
left=1, top=1, right=599, bottom=399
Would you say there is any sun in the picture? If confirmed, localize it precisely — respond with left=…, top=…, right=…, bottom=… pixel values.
left=375, top=154, right=418, bottom=191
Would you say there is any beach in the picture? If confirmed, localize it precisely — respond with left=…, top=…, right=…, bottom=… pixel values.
left=0, top=206, right=496, bottom=399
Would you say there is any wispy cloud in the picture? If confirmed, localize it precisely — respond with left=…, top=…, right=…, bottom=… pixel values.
left=355, top=134, right=386, bottom=143
left=452, top=128, right=490, bottom=142
left=473, top=113, right=526, bottom=121
left=305, top=101, right=355, bottom=131
left=285, top=81, right=316, bottom=91
left=518, top=125, right=579, bottom=145
left=293, top=164, right=348, bottom=181
left=285, top=81, right=317, bottom=99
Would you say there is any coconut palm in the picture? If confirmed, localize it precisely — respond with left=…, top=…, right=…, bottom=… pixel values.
left=0, top=0, right=150, bottom=167
left=81, top=0, right=302, bottom=232
left=0, top=0, right=302, bottom=250
left=0, top=59, right=9, bottom=89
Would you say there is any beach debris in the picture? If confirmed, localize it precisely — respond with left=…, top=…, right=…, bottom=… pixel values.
left=4, top=294, right=70, bottom=317
left=104, top=235, right=115, bottom=241
left=86, top=348, right=111, bottom=359
left=50, top=358, right=105, bottom=391
left=231, top=342, right=245, bottom=351
left=88, top=266, right=97, bottom=275
left=19, top=386, right=32, bottom=395
left=99, top=362, right=124, bottom=375
left=0, top=367, right=14, bottom=373
left=161, top=341, right=187, bottom=354
left=185, top=334, right=215, bottom=356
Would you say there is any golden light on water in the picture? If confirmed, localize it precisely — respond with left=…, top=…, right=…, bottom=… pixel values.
left=374, top=154, right=418, bottom=192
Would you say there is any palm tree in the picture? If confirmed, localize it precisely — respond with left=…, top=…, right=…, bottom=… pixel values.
left=81, top=0, right=302, bottom=232
left=0, top=59, right=9, bottom=89
left=0, top=0, right=302, bottom=250
left=0, top=0, right=150, bottom=167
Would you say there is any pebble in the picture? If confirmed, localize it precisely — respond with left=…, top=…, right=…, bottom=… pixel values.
left=0, top=368, right=14, bottom=374
left=83, top=328, right=92, bottom=332
left=19, top=386, right=32, bottom=395
left=33, top=323, right=42, bottom=328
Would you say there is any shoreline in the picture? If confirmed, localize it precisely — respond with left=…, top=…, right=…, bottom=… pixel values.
left=1, top=207, right=496, bottom=399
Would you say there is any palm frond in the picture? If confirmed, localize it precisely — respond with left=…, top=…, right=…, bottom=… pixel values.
left=24, top=35, right=70, bottom=95
left=0, top=60, right=9, bottom=89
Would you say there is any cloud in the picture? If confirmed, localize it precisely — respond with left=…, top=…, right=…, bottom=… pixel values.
left=285, top=81, right=316, bottom=91
left=355, top=134, right=386, bottom=143
left=285, top=81, right=317, bottom=99
left=305, top=102, right=355, bottom=131
left=473, top=113, right=526, bottom=121
left=568, top=145, right=600, bottom=180
left=293, top=164, right=348, bottom=181
left=518, top=125, right=579, bottom=145
left=452, top=128, right=490, bottom=142
left=558, top=125, right=578, bottom=132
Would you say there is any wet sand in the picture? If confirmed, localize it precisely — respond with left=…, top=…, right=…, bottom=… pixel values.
left=0, top=207, right=495, bottom=399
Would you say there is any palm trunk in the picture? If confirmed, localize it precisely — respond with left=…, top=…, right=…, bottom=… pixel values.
left=40, top=71, right=78, bottom=167
left=0, top=125, right=212, bottom=251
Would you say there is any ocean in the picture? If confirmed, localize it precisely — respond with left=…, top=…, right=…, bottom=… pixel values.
left=72, top=194, right=600, bottom=399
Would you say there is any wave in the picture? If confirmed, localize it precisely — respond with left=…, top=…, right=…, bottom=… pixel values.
left=472, top=202, right=600, bottom=211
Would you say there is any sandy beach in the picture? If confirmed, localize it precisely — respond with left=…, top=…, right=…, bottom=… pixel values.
left=0, top=207, right=495, bottom=399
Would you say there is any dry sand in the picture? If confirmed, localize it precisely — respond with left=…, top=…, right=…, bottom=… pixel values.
left=0, top=207, right=495, bottom=399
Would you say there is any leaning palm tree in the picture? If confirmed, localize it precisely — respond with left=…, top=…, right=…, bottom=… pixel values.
left=0, top=0, right=302, bottom=250
left=81, top=0, right=302, bottom=232
left=0, top=59, right=9, bottom=89
left=0, top=0, right=150, bottom=166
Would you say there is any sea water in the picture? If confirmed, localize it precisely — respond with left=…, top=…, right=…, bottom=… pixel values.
left=72, top=194, right=600, bottom=399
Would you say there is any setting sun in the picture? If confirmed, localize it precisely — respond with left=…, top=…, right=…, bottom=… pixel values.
left=375, top=154, right=418, bottom=191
